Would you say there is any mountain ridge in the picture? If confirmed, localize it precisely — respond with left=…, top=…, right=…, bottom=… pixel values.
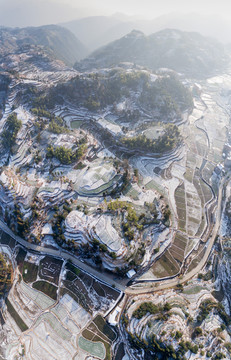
left=75, top=28, right=229, bottom=78
left=0, top=24, right=88, bottom=66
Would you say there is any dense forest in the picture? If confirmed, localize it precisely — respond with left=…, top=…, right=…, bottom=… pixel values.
left=1, top=112, right=22, bottom=151
left=28, top=70, right=193, bottom=124
left=121, top=124, right=181, bottom=153
left=0, top=253, right=13, bottom=296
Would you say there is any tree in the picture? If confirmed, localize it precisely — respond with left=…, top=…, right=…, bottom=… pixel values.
left=1, top=113, right=22, bottom=150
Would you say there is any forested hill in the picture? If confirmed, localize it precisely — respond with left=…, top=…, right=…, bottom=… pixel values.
left=33, top=69, right=193, bottom=122
left=75, top=29, right=229, bottom=78
left=0, top=25, right=88, bottom=66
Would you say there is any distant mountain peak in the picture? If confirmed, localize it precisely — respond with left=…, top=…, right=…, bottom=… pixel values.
left=125, top=29, right=145, bottom=37
left=75, top=28, right=229, bottom=78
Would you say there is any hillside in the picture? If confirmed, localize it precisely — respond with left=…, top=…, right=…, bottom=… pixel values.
left=75, top=29, right=229, bottom=78
left=0, top=25, right=88, bottom=66
left=33, top=67, right=193, bottom=128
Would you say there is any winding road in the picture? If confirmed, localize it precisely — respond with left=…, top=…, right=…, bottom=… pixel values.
left=0, top=169, right=228, bottom=297
left=0, top=219, right=126, bottom=292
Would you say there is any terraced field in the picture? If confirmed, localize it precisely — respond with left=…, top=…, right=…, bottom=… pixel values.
left=149, top=93, right=222, bottom=279
left=81, top=315, right=117, bottom=360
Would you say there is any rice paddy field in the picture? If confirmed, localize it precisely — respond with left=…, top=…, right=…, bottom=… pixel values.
left=81, top=315, right=117, bottom=360
left=61, top=262, right=120, bottom=314
left=149, top=91, right=226, bottom=279
left=79, top=336, right=106, bottom=360
left=3, top=243, right=119, bottom=360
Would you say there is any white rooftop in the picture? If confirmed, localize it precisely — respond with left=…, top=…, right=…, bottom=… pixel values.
left=127, top=269, right=136, bottom=278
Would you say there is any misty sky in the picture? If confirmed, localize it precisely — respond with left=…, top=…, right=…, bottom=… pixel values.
left=0, top=0, right=231, bottom=27
left=61, top=0, right=231, bottom=18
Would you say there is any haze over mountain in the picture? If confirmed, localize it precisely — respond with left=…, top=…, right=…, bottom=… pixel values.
left=62, top=12, right=231, bottom=53
left=0, top=25, right=87, bottom=65
left=0, top=0, right=101, bottom=27
left=75, top=29, right=229, bottom=78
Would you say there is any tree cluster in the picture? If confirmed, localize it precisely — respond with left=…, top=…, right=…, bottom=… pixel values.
left=1, top=112, right=22, bottom=150
left=133, top=301, right=172, bottom=319
left=121, top=124, right=181, bottom=154
left=46, top=141, right=87, bottom=165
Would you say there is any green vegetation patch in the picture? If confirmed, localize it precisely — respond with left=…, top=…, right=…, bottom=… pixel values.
left=121, top=124, right=181, bottom=154
left=1, top=112, right=22, bottom=151
left=46, top=136, right=87, bottom=165
left=66, top=262, right=81, bottom=276
left=6, top=298, right=28, bottom=332
left=23, top=262, right=38, bottom=283
left=32, top=280, right=57, bottom=300
left=0, top=253, right=12, bottom=295
left=48, top=116, right=68, bottom=134
left=133, top=302, right=171, bottom=320
left=79, top=336, right=106, bottom=360
left=197, top=299, right=231, bottom=326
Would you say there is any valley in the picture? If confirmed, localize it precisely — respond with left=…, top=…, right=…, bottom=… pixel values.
left=0, top=24, right=231, bottom=360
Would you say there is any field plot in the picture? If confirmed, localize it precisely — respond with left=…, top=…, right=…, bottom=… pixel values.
left=79, top=336, right=106, bottom=360
left=93, top=315, right=117, bottom=342
left=34, top=312, right=72, bottom=341
left=174, top=183, right=186, bottom=232
left=71, top=158, right=121, bottom=196
left=115, top=343, right=125, bottom=360
left=71, top=120, right=83, bottom=129
left=153, top=137, right=210, bottom=277
left=25, top=320, right=77, bottom=360
left=176, top=165, right=204, bottom=237
left=94, top=215, right=121, bottom=252
left=151, top=250, right=180, bottom=278
left=20, top=281, right=55, bottom=310
left=195, top=139, right=208, bottom=158
left=152, top=174, right=203, bottom=277
left=38, top=256, right=63, bottom=285
left=168, top=232, right=188, bottom=264
left=202, top=161, right=215, bottom=184
left=185, top=180, right=202, bottom=237
left=183, top=285, right=207, bottom=295
left=187, top=247, right=207, bottom=273
left=62, top=262, right=120, bottom=314
left=81, top=315, right=117, bottom=360
left=23, top=261, right=38, bottom=283
left=122, top=183, right=139, bottom=200
left=193, top=169, right=211, bottom=204
left=33, top=281, right=58, bottom=300
left=5, top=298, right=28, bottom=332
left=0, top=231, right=16, bottom=249
left=54, top=293, right=91, bottom=331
